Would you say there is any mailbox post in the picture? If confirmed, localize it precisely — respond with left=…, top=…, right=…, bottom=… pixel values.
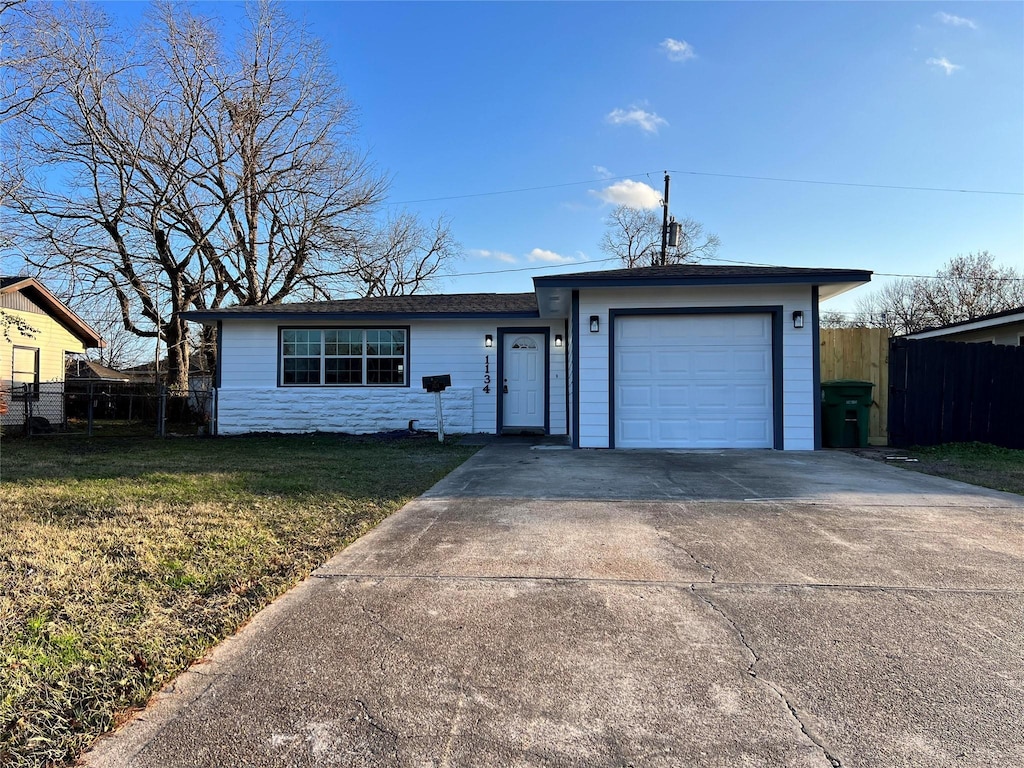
left=422, top=375, right=452, bottom=443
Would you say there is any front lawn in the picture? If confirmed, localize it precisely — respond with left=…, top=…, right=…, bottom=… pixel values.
left=902, top=442, right=1024, bottom=495
left=0, top=432, right=476, bottom=767
left=861, top=442, right=1024, bottom=496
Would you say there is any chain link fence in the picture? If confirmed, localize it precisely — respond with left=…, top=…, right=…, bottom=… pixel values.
left=0, top=380, right=214, bottom=437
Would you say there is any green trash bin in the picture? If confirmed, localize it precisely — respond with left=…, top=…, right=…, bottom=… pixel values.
left=820, top=380, right=874, bottom=448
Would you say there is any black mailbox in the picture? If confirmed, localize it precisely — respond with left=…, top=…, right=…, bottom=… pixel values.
left=422, top=374, right=452, bottom=393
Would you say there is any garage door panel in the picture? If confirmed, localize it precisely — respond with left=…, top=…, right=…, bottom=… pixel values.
left=614, top=314, right=774, bottom=449
left=618, top=385, right=653, bottom=408
left=694, top=384, right=730, bottom=408
left=734, top=316, right=772, bottom=339
left=736, top=419, right=772, bottom=442
left=655, top=353, right=691, bottom=375
left=656, top=385, right=689, bottom=407
left=657, top=420, right=690, bottom=441
left=735, top=384, right=771, bottom=408
left=733, top=350, right=772, bottom=374
left=618, top=420, right=652, bottom=442
left=618, top=349, right=653, bottom=376
left=692, top=350, right=732, bottom=375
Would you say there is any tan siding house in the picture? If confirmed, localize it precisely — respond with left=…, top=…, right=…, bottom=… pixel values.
left=1, top=277, right=104, bottom=429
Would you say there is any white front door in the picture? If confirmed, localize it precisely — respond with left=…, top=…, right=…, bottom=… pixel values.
left=502, top=333, right=545, bottom=430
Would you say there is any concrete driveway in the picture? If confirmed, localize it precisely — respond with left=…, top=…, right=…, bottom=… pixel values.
left=85, top=446, right=1024, bottom=768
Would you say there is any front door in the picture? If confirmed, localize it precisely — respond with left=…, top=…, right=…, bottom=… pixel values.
left=502, top=333, right=545, bottom=431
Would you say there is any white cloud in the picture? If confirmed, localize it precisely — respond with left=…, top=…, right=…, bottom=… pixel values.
left=527, top=248, right=574, bottom=263
left=592, top=179, right=661, bottom=209
left=935, top=12, right=976, bottom=29
left=593, top=165, right=613, bottom=179
left=605, top=106, right=668, bottom=134
left=927, top=56, right=962, bottom=75
left=660, top=38, right=697, bottom=62
left=468, top=248, right=517, bottom=264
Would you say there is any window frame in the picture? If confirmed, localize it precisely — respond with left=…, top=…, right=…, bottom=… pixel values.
left=12, top=345, right=40, bottom=400
left=278, top=326, right=410, bottom=388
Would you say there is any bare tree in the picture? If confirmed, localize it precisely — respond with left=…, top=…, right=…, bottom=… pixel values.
left=346, top=212, right=460, bottom=297
left=600, top=206, right=720, bottom=268
left=819, top=310, right=855, bottom=329
left=921, top=251, right=1024, bottom=326
left=854, top=252, right=1024, bottom=335
left=3, top=0, right=386, bottom=390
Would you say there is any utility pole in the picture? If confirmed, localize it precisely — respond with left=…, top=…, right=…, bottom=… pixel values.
left=660, top=172, right=670, bottom=266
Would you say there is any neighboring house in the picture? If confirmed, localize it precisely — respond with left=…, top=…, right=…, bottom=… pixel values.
left=66, top=358, right=131, bottom=384
left=1, top=276, right=104, bottom=428
left=184, top=264, right=871, bottom=450
left=903, top=307, right=1024, bottom=346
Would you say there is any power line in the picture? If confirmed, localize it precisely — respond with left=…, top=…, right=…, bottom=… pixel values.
left=390, top=173, right=649, bottom=205
left=667, top=169, right=1023, bottom=197
left=389, top=168, right=1024, bottom=206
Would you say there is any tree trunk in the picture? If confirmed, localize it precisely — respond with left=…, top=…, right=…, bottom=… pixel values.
left=163, top=314, right=191, bottom=393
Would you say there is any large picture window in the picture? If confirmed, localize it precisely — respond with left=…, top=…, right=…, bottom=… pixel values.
left=281, top=328, right=407, bottom=386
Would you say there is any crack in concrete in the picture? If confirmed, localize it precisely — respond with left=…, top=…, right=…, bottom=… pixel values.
left=352, top=698, right=400, bottom=763
left=690, top=584, right=843, bottom=767
left=316, top=571, right=1024, bottom=595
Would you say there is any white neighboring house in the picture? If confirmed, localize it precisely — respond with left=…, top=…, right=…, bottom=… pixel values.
left=903, top=307, right=1024, bottom=347
left=1, top=276, right=105, bottom=429
left=184, top=264, right=871, bottom=450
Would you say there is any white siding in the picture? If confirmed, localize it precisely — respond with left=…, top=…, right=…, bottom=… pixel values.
left=576, top=285, right=815, bottom=450
left=216, top=317, right=566, bottom=436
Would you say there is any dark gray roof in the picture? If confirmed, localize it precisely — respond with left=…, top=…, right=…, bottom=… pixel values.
left=183, top=292, right=539, bottom=321
left=66, top=359, right=131, bottom=382
left=533, top=263, right=872, bottom=287
left=907, top=305, right=1024, bottom=335
left=1, top=276, right=29, bottom=288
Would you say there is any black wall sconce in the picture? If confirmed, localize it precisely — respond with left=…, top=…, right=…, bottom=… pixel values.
left=485, top=334, right=493, bottom=347
left=554, top=334, right=563, bottom=347
left=792, top=311, right=804, bottom=329
left=589, top=315, right=600, bottom=333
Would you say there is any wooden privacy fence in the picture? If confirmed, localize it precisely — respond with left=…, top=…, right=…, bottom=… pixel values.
left=819, top=327, right=890, bottom=445
left=888, top=338, right=1024, bottom=449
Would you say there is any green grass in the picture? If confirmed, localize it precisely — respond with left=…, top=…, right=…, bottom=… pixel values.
left=0, top=432, right=477, bottom=767
left=897, top=442, right=1024, bottom=496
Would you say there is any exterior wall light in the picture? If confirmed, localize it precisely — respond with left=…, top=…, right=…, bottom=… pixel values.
left=792, top=311, right=804, bottom=329
left=589, top=315, right=600, bottom=333
left=554, top=334, right=563, bottom=347
left=485, top=334, right=493, bottom=347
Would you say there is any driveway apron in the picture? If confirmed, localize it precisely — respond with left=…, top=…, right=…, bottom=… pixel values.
left=84, top=446, right=1024, bottom=768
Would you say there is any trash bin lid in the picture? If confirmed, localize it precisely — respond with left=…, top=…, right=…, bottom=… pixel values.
left=821, top=379, right=874, bottom=387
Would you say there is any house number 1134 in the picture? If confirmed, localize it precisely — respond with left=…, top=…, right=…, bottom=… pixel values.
left=483, top=355, right=491, bottom=393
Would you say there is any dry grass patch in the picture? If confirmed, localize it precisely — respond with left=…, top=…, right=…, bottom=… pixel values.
left=0, top=433, right=476, bottom=767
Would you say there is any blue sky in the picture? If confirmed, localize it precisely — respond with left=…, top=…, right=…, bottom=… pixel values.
left=114, top=2, right=1024, bottom=312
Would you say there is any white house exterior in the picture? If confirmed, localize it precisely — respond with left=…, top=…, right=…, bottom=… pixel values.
left=185, top=264, right=870, bottom=450
left=903, top=306, right=1024, bottom=347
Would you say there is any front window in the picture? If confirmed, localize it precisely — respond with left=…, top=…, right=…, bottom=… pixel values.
left=281, top=328, right=407, bottom=386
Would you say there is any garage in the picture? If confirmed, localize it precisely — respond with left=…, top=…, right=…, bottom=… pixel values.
left=613, top=313, right=775, bottom=449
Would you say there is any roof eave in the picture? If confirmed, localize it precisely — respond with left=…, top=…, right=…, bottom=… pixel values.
left=1, top=277, right=105, bottom=347
left=532, top=270, right=872, bottom=290
left=182, top=309, right=541, bottom=323
left=905, top=311, right=1024, bottom=339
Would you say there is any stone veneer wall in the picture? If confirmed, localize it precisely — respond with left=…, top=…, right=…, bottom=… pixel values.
left=215, top=386, right=474, bottom=435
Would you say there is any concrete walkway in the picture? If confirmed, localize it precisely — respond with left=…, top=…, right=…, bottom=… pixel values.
left=84, top=446, right=1024, bottom=767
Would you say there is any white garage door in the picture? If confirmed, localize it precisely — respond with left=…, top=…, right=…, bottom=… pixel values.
left=614, top=314, right=774, bottom=449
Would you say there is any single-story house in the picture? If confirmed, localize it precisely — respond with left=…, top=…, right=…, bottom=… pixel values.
left=1, top=276, right=105, bottom=428
left=903, top=306, right=1024, bottom=346
left=184, top=264, right=871, bottom=450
